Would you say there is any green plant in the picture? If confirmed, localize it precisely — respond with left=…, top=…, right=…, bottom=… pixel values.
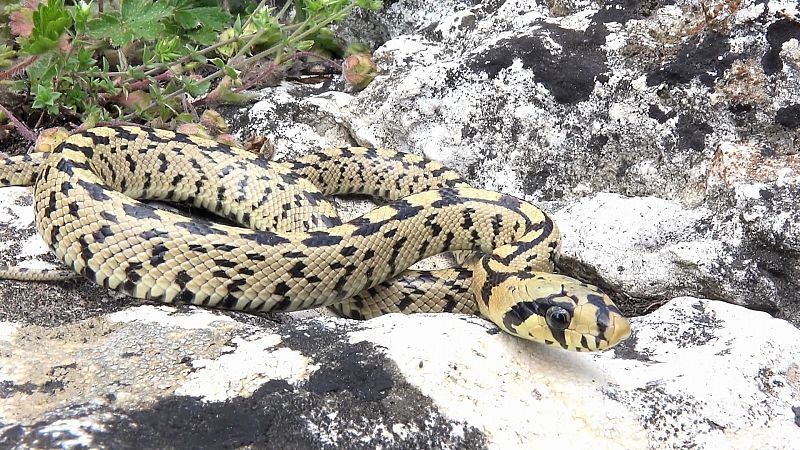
left=1, top=0, right=382, bottom=130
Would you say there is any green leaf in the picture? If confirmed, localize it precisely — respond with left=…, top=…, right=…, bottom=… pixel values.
left=76, top=47, right=96, bottom=71
left=87, top=0, right=172, bottom=46
left=354, top=0, right=383, bottom=11
left=183, top=77, right=210, bottom=97
left=188, top=27, right=218, bottom=45
left=32, top=84, right=62, bottom=110
left=25, top=53, right=58, bottom=86
left=87, top=15, right=129, bottom=46
left=174, top=6, right=228, bottom=30
left=296, top=40, right=314, bottom=51
left=71, top=0, right=93, bottom=34
left=23, top=0, right=71, bottom=55
left=175, top=113, right=195, bottom=123
left=222, top=65, right=239, bottom=80
left=155, top=36, right=184, bottom=62
left=121, top=0, right=172, bottom=39
left=65, top=86, right=88, bottom=107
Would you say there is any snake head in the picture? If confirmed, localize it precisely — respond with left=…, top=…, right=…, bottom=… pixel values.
left=479, top=273, right=631, bottom=352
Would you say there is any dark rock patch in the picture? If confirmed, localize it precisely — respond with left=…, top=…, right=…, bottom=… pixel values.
left=467, top=25, right=608, bottom=104
left=647, top=32, right=739, bottom=88
left=762, top=19, right=800, bottom=75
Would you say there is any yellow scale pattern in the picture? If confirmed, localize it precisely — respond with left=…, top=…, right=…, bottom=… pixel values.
left=0, top=126, right=630, bottom=351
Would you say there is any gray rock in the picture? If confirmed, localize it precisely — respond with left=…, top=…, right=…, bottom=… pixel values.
left=239, top=0, right=800, bottom=324
left=3, top=0, right=800, bottom=448
left=1, top=297, right=798, bottom=448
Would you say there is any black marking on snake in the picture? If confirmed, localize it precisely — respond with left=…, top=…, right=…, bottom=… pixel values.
left=281, top=250, right=305, bottom=259
left=220, top=292, right=240, bottom=309
left=340, top=246, right=358, bottom=257
left=177, top=221, right=229, bottom=236
left=211, top=243, right=236, bottom=252
left=391, top=200, right=424, bottom=220
left=158, top=153, right=169, bottom=173
left=397, top=297, right=414, bottom=311
left=333, top=275, right=348, bottom=294
left=125, top=154, right=137, bottom=172
left=351, top=218, right=385, bottom=237
left=238, top=267, right=255, bottom=276
left=494, top=215, right=555, bottom=266
left=444, top=296, right=459, bottom=312
left=211, top=269, right=229, bottom=278
left=47, top=192, right=58, bottom=214
left=363, top=249, right=376, bottom=261
left=478, top=261, right=494, bottom=307
left=83, top=264, right=97, bottom=282
left=273, top=281, right=291, bottom=296
left=502, top=302, right=540, bottom=334
left=383, top=228, right=397, bottom=239
left=273, top=298, right=292, bottom=311
left=470, top=228, right=481, bottom=243
left=76, top=179, right=111, bottom=201
left=49, top=224, right=61, bottom=245
left=142, top=172, right=152, bottom=192
left=586, top=293, right=610, bottom=335
left=110, top=126, right=145, bottom=143
left=78, top=235, right=92, bottom=265
left=60, top=149, right=92, bottom=172
left=175, top=270, right=192, bottom=288
left=442, top=232, right=455, bottom=250
left=220, top=165, right=234, bottom=176
left=301, top=232, right=342, bottom=247
left=173, top=289, right=194, bottom=304
left=60, top=181, right=74, bottom=194
left=100, top=211, right=119, bottom=224
left=237, top=178, right=249, bottom=201
left=146, top=129, right=177, bottom=144
left=88, top=132, right=111, bottom=148
left=289, top=261, right=307, bottom=278
left=150, top=243, right=169, bottom=267
left=388, top=237, right=408, bottom=275
left=430, top=189, right=466, bottom=208
left=417, top=240, right=430, bottom=257
left=461, top=207, right=476, bottom=229
left=213, top=259, right=238, bottom=269
left=490, top=214, right=503, bottom=247
left=123, top=203, right=162, bottom=220
left=187, top=244, right=207, bottom=253
left=93, top=225, right=114, bottom=243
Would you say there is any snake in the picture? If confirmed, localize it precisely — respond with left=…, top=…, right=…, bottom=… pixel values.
left=0, top=125, right=630, bottom=351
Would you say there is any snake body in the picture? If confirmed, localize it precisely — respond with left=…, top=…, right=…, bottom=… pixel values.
left=0, top=126, right=630, bottom=351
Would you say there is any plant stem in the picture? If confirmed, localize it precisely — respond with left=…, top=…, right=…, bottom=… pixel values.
left=123, top=2, right=356, bottom=120
left=0, top=103, right=36, bottom=143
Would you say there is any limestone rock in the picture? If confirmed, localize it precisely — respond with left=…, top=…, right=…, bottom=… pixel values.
left=235, top=0, right=800, bottom=324
left=3, top=0, right=800, bottom=448
left=1, top=297, right=797, bottom=448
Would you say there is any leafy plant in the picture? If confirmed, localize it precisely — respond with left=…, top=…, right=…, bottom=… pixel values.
left=1, top=0, right=382, bottom=132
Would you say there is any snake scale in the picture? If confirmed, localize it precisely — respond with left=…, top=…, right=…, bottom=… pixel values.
left=0, top=126, right=630, bottom=351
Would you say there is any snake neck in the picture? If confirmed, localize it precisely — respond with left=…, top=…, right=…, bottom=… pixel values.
left=470, top=213, right=561, bottom=319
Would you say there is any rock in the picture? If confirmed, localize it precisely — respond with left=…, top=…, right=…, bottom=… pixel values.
left=3, top=0, right=800, bottom=448
left=236, top=0, right=800, bottom=324
left=1, top=297, right=798, bottom=448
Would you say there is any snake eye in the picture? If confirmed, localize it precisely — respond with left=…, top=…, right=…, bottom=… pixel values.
left=545, top=306, right=571, bottom=330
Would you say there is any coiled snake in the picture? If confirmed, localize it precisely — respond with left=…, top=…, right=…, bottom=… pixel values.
left=0, top=126, right=630, bottom=351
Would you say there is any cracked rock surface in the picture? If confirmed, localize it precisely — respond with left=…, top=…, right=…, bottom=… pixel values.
left=3, top=0, right=800, bottom=448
